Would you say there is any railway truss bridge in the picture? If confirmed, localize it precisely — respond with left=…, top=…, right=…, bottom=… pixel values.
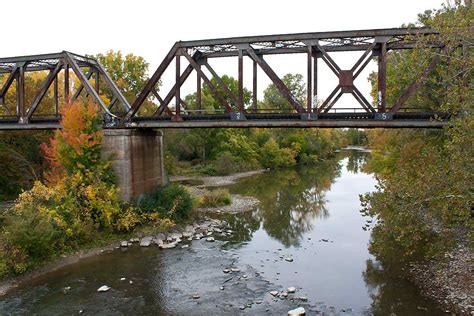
left=0, top=27, right=466, bottom=130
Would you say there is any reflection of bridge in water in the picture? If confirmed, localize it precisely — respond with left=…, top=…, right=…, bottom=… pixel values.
left=0, top=27, right=455, bottom=130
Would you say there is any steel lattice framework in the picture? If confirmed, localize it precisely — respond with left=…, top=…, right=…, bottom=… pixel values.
left=0, top=27, right=460, bottom=130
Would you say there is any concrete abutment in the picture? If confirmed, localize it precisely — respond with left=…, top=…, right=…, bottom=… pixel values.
left=101, top=129, right=167, bottom=201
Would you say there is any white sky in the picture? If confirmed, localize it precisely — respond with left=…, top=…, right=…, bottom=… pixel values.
left=1, top=0, right=445, bottom=109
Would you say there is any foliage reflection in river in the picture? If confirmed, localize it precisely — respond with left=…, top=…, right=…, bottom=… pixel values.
left=224, top=157, right=343, bottom=247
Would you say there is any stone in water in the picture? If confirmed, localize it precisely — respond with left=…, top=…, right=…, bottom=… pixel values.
left=287, top=287, right=296, bottom=293
left=97, top=285, right=110, bottom=292
left=288, top=307, right=305, bottom=316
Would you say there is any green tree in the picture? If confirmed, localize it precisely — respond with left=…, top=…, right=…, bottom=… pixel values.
left=362, top=2, right=473, bottom=265
left=183, top=75, right=251, bottom=113
left=261, top=73, right=306, bottom=111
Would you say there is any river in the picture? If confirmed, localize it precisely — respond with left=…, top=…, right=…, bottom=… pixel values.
left=0, top=150, right=444, bottom=315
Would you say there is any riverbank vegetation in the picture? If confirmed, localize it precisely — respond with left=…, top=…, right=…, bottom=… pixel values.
left=361, top=2, right=472, bottom=267
left=0, top=101, right=193, bottom=278
left=197, top=188, right=232, bottom=208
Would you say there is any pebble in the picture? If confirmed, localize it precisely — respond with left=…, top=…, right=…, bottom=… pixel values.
left=206, top=237, right=215, bottom=242
left=223, top=269, right=230, bottom=273
left=120, top=241, right=129, bottom=247
left=287, top=287, right=296, bottom=293
left=192, top=293, right=200, bottom=299
left=160, top=242, right=177, bottom=249
left=97, top=285, right=110, bottom=292
left=181, top=245, right=189, bottom=249
left=139, top=236, right=153, bottom=247
left=120, top=277, right=126, bottom=281
left=288, top=307, right=305, bottom=315
left=285, top=257, right=294, bottom=262
left=230, top=268, right=240, bottom=272
left=270, top=290, right=279, bottom=296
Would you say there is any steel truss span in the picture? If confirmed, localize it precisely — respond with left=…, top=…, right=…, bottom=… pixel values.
left=0, top=27, right=459, bottom=130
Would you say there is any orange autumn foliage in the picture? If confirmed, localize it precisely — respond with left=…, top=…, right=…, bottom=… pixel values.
left=40, top=100, right=103, bottom=183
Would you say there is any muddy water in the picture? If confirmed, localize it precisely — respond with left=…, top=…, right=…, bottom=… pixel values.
left=0, top=151, right=444, bottom=315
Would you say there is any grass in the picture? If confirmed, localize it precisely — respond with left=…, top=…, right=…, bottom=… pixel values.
left=198, top=189, right=232, bottom=208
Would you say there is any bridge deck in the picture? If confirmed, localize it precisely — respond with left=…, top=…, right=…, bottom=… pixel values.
left=0, top=112, right=448, bottom=130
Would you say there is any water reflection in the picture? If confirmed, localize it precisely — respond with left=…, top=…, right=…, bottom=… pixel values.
left=227, top=159, right=342, bottom=247
left=363, top=259, right=444, bottom=315
left=345, top=150, right=370, bottom=174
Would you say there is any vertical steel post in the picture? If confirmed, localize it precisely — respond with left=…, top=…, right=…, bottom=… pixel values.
left=196, top=64, right=201, bottom=111
left=307, top=46, right=313, bottom=112
left=175, top=55, right=181, bottom=118
left=16, top=64, right=25, bottom=122
left=54, top=76, right=59, bottom=115
left=378, top=42, right=387, bottom=112
left=252, top=60, right=257, bottom=112
left=64, top=64, right=70, bottom=103
left=238, top=49, right=244, bottom=112
left=313, top=55, right=318, bottom=108
left=95, top=71, right=100, bottom=93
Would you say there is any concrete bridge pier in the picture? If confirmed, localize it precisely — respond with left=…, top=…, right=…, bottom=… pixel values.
left=101, top=129, right=167, bottom=201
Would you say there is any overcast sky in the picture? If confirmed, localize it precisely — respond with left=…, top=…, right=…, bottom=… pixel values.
left=2, top=0, right=446, bottom=108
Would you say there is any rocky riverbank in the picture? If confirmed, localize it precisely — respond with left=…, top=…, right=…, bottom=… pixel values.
left=171, top=169, right=266, bottom=187
left=409, top=243, right=473, bottom=315
left=0, top=171, right=264, bottom=298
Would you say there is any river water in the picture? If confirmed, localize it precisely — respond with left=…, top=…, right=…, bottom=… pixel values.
left=0, top=150, right=444, bottom=315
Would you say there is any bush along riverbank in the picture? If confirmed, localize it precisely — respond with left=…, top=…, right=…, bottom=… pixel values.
left=361, top=4, right=473, bottom=314
left=0, top=100, right=195, bottom=280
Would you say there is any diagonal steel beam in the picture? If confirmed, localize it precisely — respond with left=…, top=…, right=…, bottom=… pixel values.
left=72, top=71, right=93, bottom=101
left=64, top=52, right=114, bottom=117
left=317, top=85, right=341, bottom=113
left=152, top=52, right=201, bottom=116
left=323, top=90, right=344, bottom=113
left=0, top=66, right=18, bottom=98
left=128, top=43, right=180, bottom=118
left=26, top=63, right=62, bottom=120
left=351, top=42, right=376, bottom=73
left=390, top=51, right=443, bottom=113
left=151, top=88, right=173, bottom=116
left=244, top=44, right=305, bottom=113
left=353, top=86, right=376, bottom=112
left=202, top=60, right=240, bottom=110
left=94, top=62, right=131, bottom=112
left=182, top=50, right=233, bottom=113
left=351, top=91, right=371, bottom=112
left=315, top=42, right=341, bottom=76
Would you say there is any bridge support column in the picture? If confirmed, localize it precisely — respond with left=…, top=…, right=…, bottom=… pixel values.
left=101, top=129, right=167, bottom=201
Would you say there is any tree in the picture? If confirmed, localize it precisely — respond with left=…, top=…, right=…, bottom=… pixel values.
left=183, top=75, right=251, bottom=113
left=362, top=2, right=473, bottom=265
left=261, top=73, right=306, bottom=111
left=95, top=50, right=150, bottom=103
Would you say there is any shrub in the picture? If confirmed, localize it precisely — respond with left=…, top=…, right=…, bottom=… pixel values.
left=136, top=183, right=193, bottom=220
left=259, top=138, right=297, bottom=168
left=214, top=152, right=237, bottom=175
left=1, top=203, right=64, bottom=274
left=198, top=189, right=232, bottom=208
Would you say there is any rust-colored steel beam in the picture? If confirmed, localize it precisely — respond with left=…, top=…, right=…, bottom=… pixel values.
left=390, top=50, right=444, bottom=113
left=0, top=51, right=130, bottom=124
left=245, top=44, right=305, bottom=113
